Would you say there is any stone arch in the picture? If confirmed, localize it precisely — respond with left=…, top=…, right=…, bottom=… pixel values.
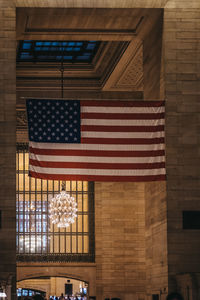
left=17, top=263, right=96, bottom=297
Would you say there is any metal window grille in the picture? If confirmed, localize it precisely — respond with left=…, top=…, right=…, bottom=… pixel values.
left=16, top=143, right=95, bottom=262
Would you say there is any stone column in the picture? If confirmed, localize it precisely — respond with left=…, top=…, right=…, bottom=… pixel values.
left=0, top=1, right=16, bottom=300
left=164, top=1, right=200, bottom=292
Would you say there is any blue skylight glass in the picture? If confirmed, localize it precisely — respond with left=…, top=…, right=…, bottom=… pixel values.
left=21, top=52, right=32, bottom=59
left=43, top=42, right=51, bottom=46
left=63, top=56, right=73, bottom=60
left=17, top=40, right=100, bottom=63
left=87, top=43, right=96, bottom=50
left=23, top=43, right=31, bottom=50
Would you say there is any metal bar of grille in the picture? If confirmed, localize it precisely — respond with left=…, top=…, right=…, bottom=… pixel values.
left=17, top=152, right=20, bottom=253
left=35, top=177, right=37, bottom=253
left=76, top=181, right=78, bottom=253
left=70, top=181, right=72, bottom=254
left=88, top=182, right=95, bottom=258
left=58, top=180, right=61, bottom=254
left=47, top=179, right=49, bottom=254
left=29, top=172, right=31, bottom=254
left=52, top=180, right=55, bottom=253
left=82, top=181, right=84, bottom=253
left=64, top=180, right=67, bottom=254
left=41, top=178, right=43, bottom=254
left=23, top=150, right=25, bottom=253
left=16, top=143, right=94, bottom=262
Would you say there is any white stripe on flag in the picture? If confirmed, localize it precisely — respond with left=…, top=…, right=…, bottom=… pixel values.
left=81, top=131, right=164, bottom=138
left=30, top=153, right=165, bottom=163
left=82, top=106, right=165, bottom=114
left=81, top=119, right=165, bottom=126
left=29, top=141, right=165, bottom=151
left=29, top=165, right=166, bottom=176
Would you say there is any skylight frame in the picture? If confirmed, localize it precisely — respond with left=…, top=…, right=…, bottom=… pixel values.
left=17, top=40, right=101, bottom=63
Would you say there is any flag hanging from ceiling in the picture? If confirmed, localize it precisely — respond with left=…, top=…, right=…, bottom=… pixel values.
left=26, top=99, right=166, bottom=182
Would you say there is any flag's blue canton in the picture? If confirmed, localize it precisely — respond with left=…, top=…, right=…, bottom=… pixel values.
left=26, top=99, right=81, bottom=143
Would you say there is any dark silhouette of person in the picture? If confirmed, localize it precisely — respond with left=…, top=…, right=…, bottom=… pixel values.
left=33, top=295, right=44, bottom=300
left=166, top=292, right=184, bottom=300
left=59, top=294, right=65, bottom=300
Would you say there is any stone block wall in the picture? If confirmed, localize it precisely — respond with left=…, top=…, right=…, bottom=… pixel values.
left=164, top=5, right=200, bottom=292
left=0, top=1, right=16, bottom=299
left=145, top=181, right=168, bottom=299
left=95, top=182, right=146, bottom=300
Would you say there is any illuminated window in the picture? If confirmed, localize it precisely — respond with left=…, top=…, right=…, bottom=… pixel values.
left=17, top=41, right=100, bottom=63
left=16, top=144, right=94, bottom=262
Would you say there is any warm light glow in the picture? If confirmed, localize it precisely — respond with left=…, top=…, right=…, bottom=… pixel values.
left=19, top=236, right=45, bottom=253
left=49, top=190, right=78, bottom=228
left=0, top=290, right=7, bottom=298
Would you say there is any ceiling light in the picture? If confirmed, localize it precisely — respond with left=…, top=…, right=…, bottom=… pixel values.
left=49, top=189, right=78, bottom=228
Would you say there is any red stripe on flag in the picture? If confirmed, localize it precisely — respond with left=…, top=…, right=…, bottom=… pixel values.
left=30, top=159, right=165, bottom=170
left=81, top=137, right=165, bottom=145
left=29, top=171, right=166, bottom=182
left=81, top=125, right=164, bottom=132
left=81, top=100, right=165, bottom=107
left=81, top=112, right=165, bottom=120
left=29, top=147, right=165, bottom=157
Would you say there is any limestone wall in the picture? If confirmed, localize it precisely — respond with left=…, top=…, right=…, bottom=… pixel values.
left=164, top=6, right=200, bottom=291
left=145, top=182, right=168, bottom=299
left=95, top=182, right=146, bottom=300
left=0, top=1, right=16, bottom=299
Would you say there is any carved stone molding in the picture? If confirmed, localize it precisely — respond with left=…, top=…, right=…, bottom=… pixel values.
left=116, top=44, right=143, bottom=89
left=17, top=109, right=27, bottom=130
left=17, top=254, right=95, bottom=263
left=103, top=39, right=143, bottom=92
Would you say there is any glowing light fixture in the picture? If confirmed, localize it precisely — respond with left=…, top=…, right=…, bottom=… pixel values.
left=0, top=288, right=7, bottom=298
left=49, top=183, right=78, bottom=228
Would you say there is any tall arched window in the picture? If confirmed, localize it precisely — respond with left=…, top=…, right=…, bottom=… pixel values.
left=16, top=143, right=95, bottom=262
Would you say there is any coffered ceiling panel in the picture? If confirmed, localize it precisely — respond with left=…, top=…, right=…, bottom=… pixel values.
left=16, top=8, right=163, bottom=96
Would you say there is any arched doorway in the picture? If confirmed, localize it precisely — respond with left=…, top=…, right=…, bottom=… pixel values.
left=17, top=263, right=96, bottom=299
left=17, top=276, right=89, bottom=300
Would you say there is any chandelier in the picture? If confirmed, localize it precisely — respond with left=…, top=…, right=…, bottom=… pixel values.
left=49, top=184, right=78, bottom=228
left=49, top=59, right=78, bottom=228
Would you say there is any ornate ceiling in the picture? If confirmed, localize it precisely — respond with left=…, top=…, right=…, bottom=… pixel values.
left=16, top=7, right=163, bottom=141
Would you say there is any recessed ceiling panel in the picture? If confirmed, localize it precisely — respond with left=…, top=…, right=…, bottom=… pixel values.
left=17, top=40, right=100, bottom=63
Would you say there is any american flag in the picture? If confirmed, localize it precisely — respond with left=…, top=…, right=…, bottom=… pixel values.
left=26, top=99, right=166, bottom=182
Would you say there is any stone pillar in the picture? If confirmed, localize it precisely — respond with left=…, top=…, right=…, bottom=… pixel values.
left=0, top=1, right=16, bottom=299
left=145, top=181, right=168, bottom=297
left=6, top=285, right=12, bottom=300
left=164, top=2, right=200, bottom=292
left=95, top=182, right=146, bottom=300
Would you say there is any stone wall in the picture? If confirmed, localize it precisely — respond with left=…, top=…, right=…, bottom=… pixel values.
left=164, top=5, right=200, bottom=292
left=0, top=1, right=16, bottom=299
left=95, top=182, right=146, bottom=300
left=145, top=181, right=168, bottom=299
